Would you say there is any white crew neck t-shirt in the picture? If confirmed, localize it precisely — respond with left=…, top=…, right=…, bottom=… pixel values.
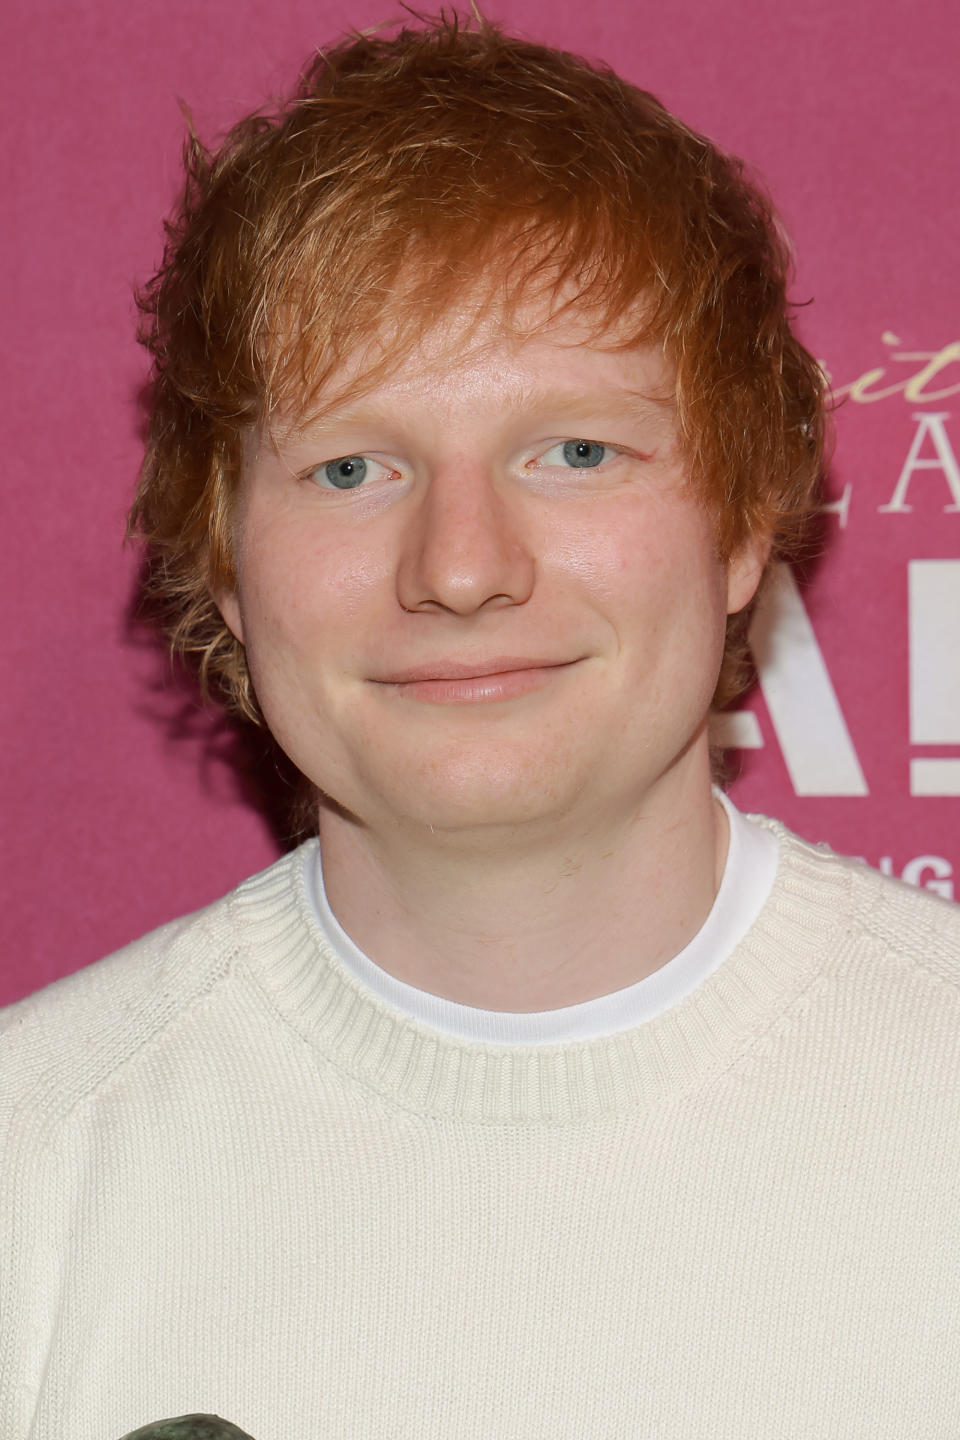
left=307, top=789, right=779, bottom=1045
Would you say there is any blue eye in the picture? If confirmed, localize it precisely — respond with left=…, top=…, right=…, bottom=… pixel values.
left=562, top=440, right=608, bottom=468
left=533, top=440, right=616, bottom=472
left=322, top=456, right=368, bottom=489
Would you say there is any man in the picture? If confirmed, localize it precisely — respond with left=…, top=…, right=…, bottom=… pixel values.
left=2, top=16, right=958, bottom=1439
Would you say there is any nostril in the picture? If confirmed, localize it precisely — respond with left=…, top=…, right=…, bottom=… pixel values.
left=395, top=505, right=536, bottom=615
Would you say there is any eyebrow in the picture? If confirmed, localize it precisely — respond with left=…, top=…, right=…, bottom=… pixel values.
left=281, top=382, right=676, bottom=444
left=512, top=384, right=677, bottom=422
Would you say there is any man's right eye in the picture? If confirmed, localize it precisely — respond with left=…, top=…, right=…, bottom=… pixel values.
left=311, top=455, right=372, bottom=489
left=299, top=453, right=404, bottom=495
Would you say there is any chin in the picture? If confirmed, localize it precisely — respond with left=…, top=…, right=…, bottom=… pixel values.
left=345, top=746, right=587, bottom=838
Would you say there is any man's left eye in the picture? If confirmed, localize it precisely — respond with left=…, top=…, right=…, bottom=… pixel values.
left=537, top=440, right=616, bottom=469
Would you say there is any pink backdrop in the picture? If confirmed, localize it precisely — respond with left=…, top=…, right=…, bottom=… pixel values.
left=3, top=0, right=958, bottom=1006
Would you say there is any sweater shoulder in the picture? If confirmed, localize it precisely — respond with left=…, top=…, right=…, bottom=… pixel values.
left=0, top=847, right=306, bottom=1139
left=764, top=818, right=960, bottom=988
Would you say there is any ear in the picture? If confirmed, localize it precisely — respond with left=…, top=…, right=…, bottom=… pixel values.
left=725, top=530, right=772, bottom=616
left=213, top=586, right=245, bottom=645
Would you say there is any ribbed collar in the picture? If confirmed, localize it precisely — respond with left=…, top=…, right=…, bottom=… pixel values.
left=228, top=821, right=851, bottom=1125
left=304, top=793, right=780, bottom=1043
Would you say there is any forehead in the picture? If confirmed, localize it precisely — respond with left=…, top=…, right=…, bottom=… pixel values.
left=275, top=284, right=675, bottom=438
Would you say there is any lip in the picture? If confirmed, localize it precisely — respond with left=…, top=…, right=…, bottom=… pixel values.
left=375, top=657, right=579, bottom=683
left=372, top=657, right=583, bottom=704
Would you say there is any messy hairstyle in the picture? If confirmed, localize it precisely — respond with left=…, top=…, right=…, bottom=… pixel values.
left=132, top=12, right=826, bottom=728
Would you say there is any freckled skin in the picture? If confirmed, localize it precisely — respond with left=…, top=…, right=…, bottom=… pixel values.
left=119, top=1416, right=256, bottom=1440
left=220, top=306, right=763, bottom=846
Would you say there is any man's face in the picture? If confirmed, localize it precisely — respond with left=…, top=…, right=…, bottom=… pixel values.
left=217, top=300, right=765, bottom=844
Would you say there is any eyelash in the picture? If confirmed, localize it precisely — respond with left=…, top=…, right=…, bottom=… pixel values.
left=301, top=438, right=626, bottom=492
left=302, top=456, right=399, bottom=491
left=527, top=440, right=621, bottom=472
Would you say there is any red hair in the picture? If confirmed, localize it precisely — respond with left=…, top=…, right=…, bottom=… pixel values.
left=132, top=13, right=825, bottom=724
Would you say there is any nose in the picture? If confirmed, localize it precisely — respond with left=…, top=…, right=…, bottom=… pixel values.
left=395, top=460, right=536, bottom=615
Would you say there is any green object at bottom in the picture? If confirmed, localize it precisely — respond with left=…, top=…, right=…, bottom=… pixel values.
left=120, top=1416, right=256, bottom=1440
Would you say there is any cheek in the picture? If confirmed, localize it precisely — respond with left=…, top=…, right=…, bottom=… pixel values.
left=232, top=519, right=385, bottom=766
left=547, top=495, right=725, bottom=622
left=236, top=513, right=387, bottom=659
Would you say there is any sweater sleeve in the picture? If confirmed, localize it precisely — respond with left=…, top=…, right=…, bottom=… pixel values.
left=0, top=906, right=231, bottom=1434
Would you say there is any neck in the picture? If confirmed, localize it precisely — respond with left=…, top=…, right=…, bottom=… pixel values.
left=316, top=749, right=727, bottom=1012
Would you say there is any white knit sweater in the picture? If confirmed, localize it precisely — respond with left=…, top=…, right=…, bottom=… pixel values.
left=2, top=820, right=959, bottom=1439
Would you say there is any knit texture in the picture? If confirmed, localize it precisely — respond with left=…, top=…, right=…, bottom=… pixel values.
left=2, top=821, right=959, bottom=1439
